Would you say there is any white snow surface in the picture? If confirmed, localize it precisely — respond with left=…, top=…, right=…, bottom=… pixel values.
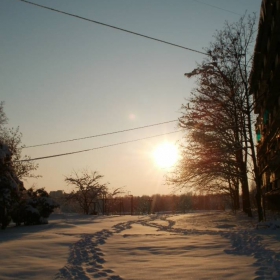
left=0, top=210, right=280, bottom=280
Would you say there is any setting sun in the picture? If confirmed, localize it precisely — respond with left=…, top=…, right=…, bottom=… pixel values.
left=153, top=142, right=179, bottom=169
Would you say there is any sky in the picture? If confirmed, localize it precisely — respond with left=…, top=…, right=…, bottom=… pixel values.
left=1, top=0, right=262, bottom=196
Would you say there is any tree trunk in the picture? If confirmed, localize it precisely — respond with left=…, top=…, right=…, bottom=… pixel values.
left=236, top=149, right=252, bottom=217
left=234, top=182, right=240, bottom=210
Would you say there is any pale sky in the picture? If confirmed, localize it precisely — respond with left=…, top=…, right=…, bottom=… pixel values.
left=1, top=0, right=262, bottom=196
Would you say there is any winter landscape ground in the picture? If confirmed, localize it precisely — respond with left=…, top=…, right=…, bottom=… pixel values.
left=0, top=210, right=280, bottom=280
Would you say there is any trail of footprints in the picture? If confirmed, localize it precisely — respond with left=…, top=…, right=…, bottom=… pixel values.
left=55, top=215, right=280, bottom=279
left=55, top=216, right=177, bottom=279
left=55, top=221, right=136, bottom=279
left=55, top=230, right=122, bottom=280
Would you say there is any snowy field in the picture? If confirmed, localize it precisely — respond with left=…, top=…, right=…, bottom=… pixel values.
left=1, top=211, right=280, bottom=280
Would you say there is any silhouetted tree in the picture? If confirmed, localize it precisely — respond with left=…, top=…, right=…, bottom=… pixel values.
left=0, top=142, right=21, bottom=229
left=0, top=103, right=55, bottom=228
left=65, top=170, right=108, bottom=215
left=0, top=104, right=23, bottom=229
left=169, top=14, right=262, bottom=219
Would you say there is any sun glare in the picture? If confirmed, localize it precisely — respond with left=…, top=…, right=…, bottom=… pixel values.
left=153, top=142, right=178, bottom=169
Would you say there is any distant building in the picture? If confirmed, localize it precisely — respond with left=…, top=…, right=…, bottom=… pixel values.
left=250, top=0, right=280, bottom=210
left=49, top=190, right=64, bottom=198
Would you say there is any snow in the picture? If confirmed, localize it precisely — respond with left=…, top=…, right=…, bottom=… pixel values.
left=0, top=211, right=280, bottom=279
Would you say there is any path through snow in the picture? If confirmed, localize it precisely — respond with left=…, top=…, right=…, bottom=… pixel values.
left=1, top=211, right=280, bottom=279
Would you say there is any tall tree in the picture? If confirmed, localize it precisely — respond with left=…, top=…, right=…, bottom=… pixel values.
left=169, top=14, right=263, bottom=219
left=0, top=102, right=46, bottom=229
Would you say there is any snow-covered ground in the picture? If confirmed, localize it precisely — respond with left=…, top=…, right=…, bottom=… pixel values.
left=0, top=211, right=280, bottom=280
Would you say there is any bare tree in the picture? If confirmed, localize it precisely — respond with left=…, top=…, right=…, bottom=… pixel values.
left=65, top=170, right=108, bottom=215
left=169, top=14, right=262, bottom=219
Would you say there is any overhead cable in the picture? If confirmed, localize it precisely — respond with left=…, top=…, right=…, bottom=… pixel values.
left=192, top=0, right=242, bottom=16
left=17, top=0, right=208, bottom=56
left=24, top=119, right=178, bottom=148
left=17, top=130, right=182, bottom=162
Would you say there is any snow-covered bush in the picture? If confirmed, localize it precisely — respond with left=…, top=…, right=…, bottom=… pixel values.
left=26, top=187, right=59, bottom=220
left=11, top=187, right=59, bottom=226
left=0, top=143, right=59, bottom=228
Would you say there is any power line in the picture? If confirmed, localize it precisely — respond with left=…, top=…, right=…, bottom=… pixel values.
left=192, top=0, right=242, bottom=16
left=17, top=130, right=182, bottom=162
left=24, top=120, right=178, bottom=148
left=16, top=0, right=208, bottom=56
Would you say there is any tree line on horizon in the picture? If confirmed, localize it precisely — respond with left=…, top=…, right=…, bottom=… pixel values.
left=51, top=190, right=260, bottom=216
